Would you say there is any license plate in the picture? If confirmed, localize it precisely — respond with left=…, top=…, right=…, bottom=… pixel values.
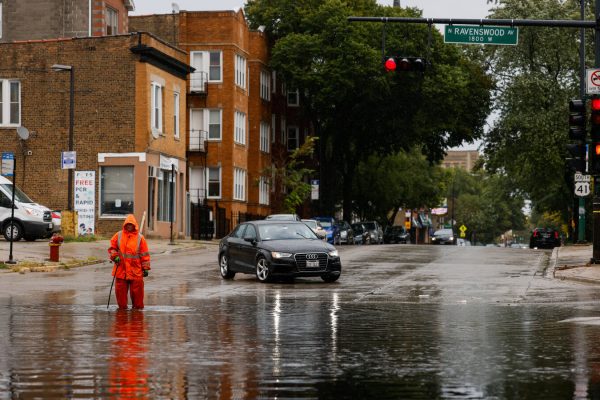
left=306, top=260, right=319, bottom=268
left=49, top=223, right=53, bottom=229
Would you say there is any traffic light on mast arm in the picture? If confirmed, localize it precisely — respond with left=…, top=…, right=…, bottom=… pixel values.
left=384, top=56, right=427, bottom=73
left=590, top=96, right=600, bottom=174
left=567, top=99, right=587, bottom=173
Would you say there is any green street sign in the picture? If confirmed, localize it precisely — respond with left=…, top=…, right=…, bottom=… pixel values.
left=444, top=25, right=518, bottom=45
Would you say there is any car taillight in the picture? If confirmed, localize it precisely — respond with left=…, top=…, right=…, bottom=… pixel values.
left=554, top=231, right=559, bottom=239
left=52, top=212, right=61, bottom=219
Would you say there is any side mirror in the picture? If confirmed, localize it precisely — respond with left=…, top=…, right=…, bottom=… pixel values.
left=244, top=237, right=256, bottom=244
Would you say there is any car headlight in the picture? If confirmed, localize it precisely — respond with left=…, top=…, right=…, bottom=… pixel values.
left=449, top=237, right=454, bottom=241
left=340, top=231, right=347, bottom=238
left=328, top=250, right=339, bottom=257
left=432, top=237, right=436, bottom=240
left=271, top=251, right=292, bottom=259
left=22, top=205, right=43, bottom=217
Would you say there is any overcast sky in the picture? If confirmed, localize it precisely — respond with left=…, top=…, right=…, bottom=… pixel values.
left=131, top=1, right=493, bottom=19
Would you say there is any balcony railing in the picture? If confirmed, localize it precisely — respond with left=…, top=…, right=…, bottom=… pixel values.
left=189, top=188, right=207, bottom=205
left=189, top=129, right=208, bottom=152
left=189, top=71, right=208, bottom=94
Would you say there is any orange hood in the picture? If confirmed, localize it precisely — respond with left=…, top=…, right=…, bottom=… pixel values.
left=122, top=214, right=139, bottom=233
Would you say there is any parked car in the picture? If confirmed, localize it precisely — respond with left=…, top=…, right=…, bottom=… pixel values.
left=313, top=217, right=338, bottom=244
left=301, top=219, right=327, bottom=241
left=334, top=220, right=354, bottom=245
left=51, top=210, right=61, bottom=234
left=362, top=221, right=384, bottom=244
left=0, top=176, right=53, bottom=241
left=218, top=220, right=342, bottom=283
left=529, top=228, right=561, bottom=249
left=431, top=228, right=456, bottom=245
left=350, top=223, right=370, bottom=245
left=265, top=213, right=301, bottom=221
left=383, top=225, right=410, bottom=244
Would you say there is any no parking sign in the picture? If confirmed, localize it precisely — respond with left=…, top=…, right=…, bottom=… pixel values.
left=586, top=69, right=600, bottom=94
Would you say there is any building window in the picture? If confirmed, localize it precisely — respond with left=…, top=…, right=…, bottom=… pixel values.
left=190, top=51, right=222, bottom=84
left=106, top=7, right=118, bottom=35
left=287, top=89, right=299, bottom=106
left=100, top=166, right=134, bottom=216
left=173, top=92, right=180, bottom=139
left=234, top=111, right=246, bottom=145
left=271, top=114, right=276, bottom=144
left=151, top=82, right=163, bottom=134
left=235, top=54, right=247, bottom=89
left=0, top=80, right=20, bottom=126
left=157, top=169, right=175, bottom=222
left=207, top=167, right=221, bottom=198
left=281, top=116, right=286, bottom=145
left=259, top=176, right=269, bottom=205
left=0, top=3, right=3, bottom=39
left=271, top=71, right=276, bottom=94
left=233, top=168, right=246, bottom=201
left=209, top=51, right=222, bottom=81
left=260, top=122, right=270, bottom=153
left=208, top=109, right=222, bottom=140
left=260, top=70, right=270, bottom=101
left=287, top=126, right=299, bottom=151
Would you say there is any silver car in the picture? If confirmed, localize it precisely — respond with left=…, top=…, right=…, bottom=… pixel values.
left=362, top=221, right=383, bottom=244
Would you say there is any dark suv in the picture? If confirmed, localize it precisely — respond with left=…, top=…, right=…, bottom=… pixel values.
left=383, top=225, right=410, bottom=244
left=334, top=220, right=354, bottom=245
left=529, top=228, right=561, bottom=249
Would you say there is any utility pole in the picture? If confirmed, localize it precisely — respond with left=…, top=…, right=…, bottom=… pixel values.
left=578, top=0, right=586, bottom=244
left=593, top=0, right=600, bottom=262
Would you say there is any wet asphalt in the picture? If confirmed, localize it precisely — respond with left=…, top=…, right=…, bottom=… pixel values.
left=1, top=244, right=600, bottom=399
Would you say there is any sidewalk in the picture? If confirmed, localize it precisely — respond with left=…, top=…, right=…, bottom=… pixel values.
left=0, top=237, right=218, bottom=273
left=552, top=244, right=600, bottom=284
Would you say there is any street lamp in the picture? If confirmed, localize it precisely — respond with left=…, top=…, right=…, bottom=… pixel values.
left=51, top=64, right=74, bottom=211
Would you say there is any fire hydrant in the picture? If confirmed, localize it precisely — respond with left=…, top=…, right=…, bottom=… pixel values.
left=49, top=233, right=64, bottom=262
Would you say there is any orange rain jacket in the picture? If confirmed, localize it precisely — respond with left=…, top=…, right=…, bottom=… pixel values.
left=108, top=214, right=150, bottom=280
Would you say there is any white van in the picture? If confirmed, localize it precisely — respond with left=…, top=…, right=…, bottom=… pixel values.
left=0, top=176, right=53, bottom=241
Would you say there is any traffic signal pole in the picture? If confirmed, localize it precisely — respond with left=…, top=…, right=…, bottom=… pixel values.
left=578, top=0, right=586, bottom=244
left=593, top=0, right=600, bottom=262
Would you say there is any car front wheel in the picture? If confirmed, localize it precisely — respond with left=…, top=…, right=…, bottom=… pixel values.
left=256, top=257, right=271, bottom=283
left=219, top=253, right=235, bottom=279
left=3, top=221, right=23, bottom=242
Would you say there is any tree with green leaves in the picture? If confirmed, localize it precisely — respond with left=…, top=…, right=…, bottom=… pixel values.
left=477, top=0, right=590, bottom=227
left=246, top=0, right=492, bottom=219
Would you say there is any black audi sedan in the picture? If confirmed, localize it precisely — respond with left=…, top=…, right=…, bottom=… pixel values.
left=218, top=220, right=342, bottom=283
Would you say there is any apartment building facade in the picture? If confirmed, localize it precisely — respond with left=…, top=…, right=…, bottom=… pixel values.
left=0, top=32, right=191, bottom=238
left=0, top=0, right=134, bottom=43
left=131, top=9, right=317, bottom=237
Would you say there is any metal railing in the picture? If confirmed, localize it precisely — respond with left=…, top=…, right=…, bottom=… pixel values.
left=189, top=129, right=208, bottom=152
left=189, top=71, right=208, bottom=94
left=189, top=188, right=207, bottom=205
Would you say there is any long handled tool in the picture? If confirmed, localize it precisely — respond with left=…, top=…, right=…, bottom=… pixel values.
left=106, top=261, right=119, bottom=309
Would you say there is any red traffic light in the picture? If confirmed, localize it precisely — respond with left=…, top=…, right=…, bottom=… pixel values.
left=592, top=97, right=600, bottom=111
left=384, top=57, right=396, bottom=72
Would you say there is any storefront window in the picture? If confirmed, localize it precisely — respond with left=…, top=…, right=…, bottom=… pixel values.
left=157, top=169, right=175, bottom=222
left=100, top=166, right=134, bottom=215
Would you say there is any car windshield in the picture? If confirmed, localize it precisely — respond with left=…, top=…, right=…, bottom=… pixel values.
left=302, top=220, right=317, bottom=229
left=258, top=223, right=318, bottom=241
left=352, top=225, right=363, bottom=233
left=1, top=184, right=34, bottom=203
left=266, top=214, right=296, bottom=220
left=388, top=226, right=405, bottom=233
left=317, top=220, right=332, bottom=228
left=363, top=222, right=375, bottom=230
left=434, top=229, right=453, bottom=236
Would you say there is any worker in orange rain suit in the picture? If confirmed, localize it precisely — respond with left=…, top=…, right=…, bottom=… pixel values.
left=108, top=214, right=151, bottom=309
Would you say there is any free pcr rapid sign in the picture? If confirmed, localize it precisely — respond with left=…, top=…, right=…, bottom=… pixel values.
left=444, top=25, right=518, bottom=45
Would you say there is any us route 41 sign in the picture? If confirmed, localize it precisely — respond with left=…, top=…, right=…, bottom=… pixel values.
left=574, top=173, right=591, bottom=197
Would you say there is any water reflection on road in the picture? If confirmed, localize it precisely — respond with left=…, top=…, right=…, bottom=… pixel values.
left=0, top=246, right=599, bottom=398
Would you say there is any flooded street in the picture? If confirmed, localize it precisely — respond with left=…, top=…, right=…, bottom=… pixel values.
left=1, top=244, right=600, bottom=399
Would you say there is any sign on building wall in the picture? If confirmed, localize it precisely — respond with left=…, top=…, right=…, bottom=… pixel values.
left=1, top=152, right=14, bottom=177
left=75, top=171, right=95, bottom=235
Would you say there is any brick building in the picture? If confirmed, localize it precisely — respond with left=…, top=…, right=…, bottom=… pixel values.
left=0, top=0, right=134, bottom=43
left=0, top=32, right=191, bottom=238
left=131, top=9, right=316, bottom=237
